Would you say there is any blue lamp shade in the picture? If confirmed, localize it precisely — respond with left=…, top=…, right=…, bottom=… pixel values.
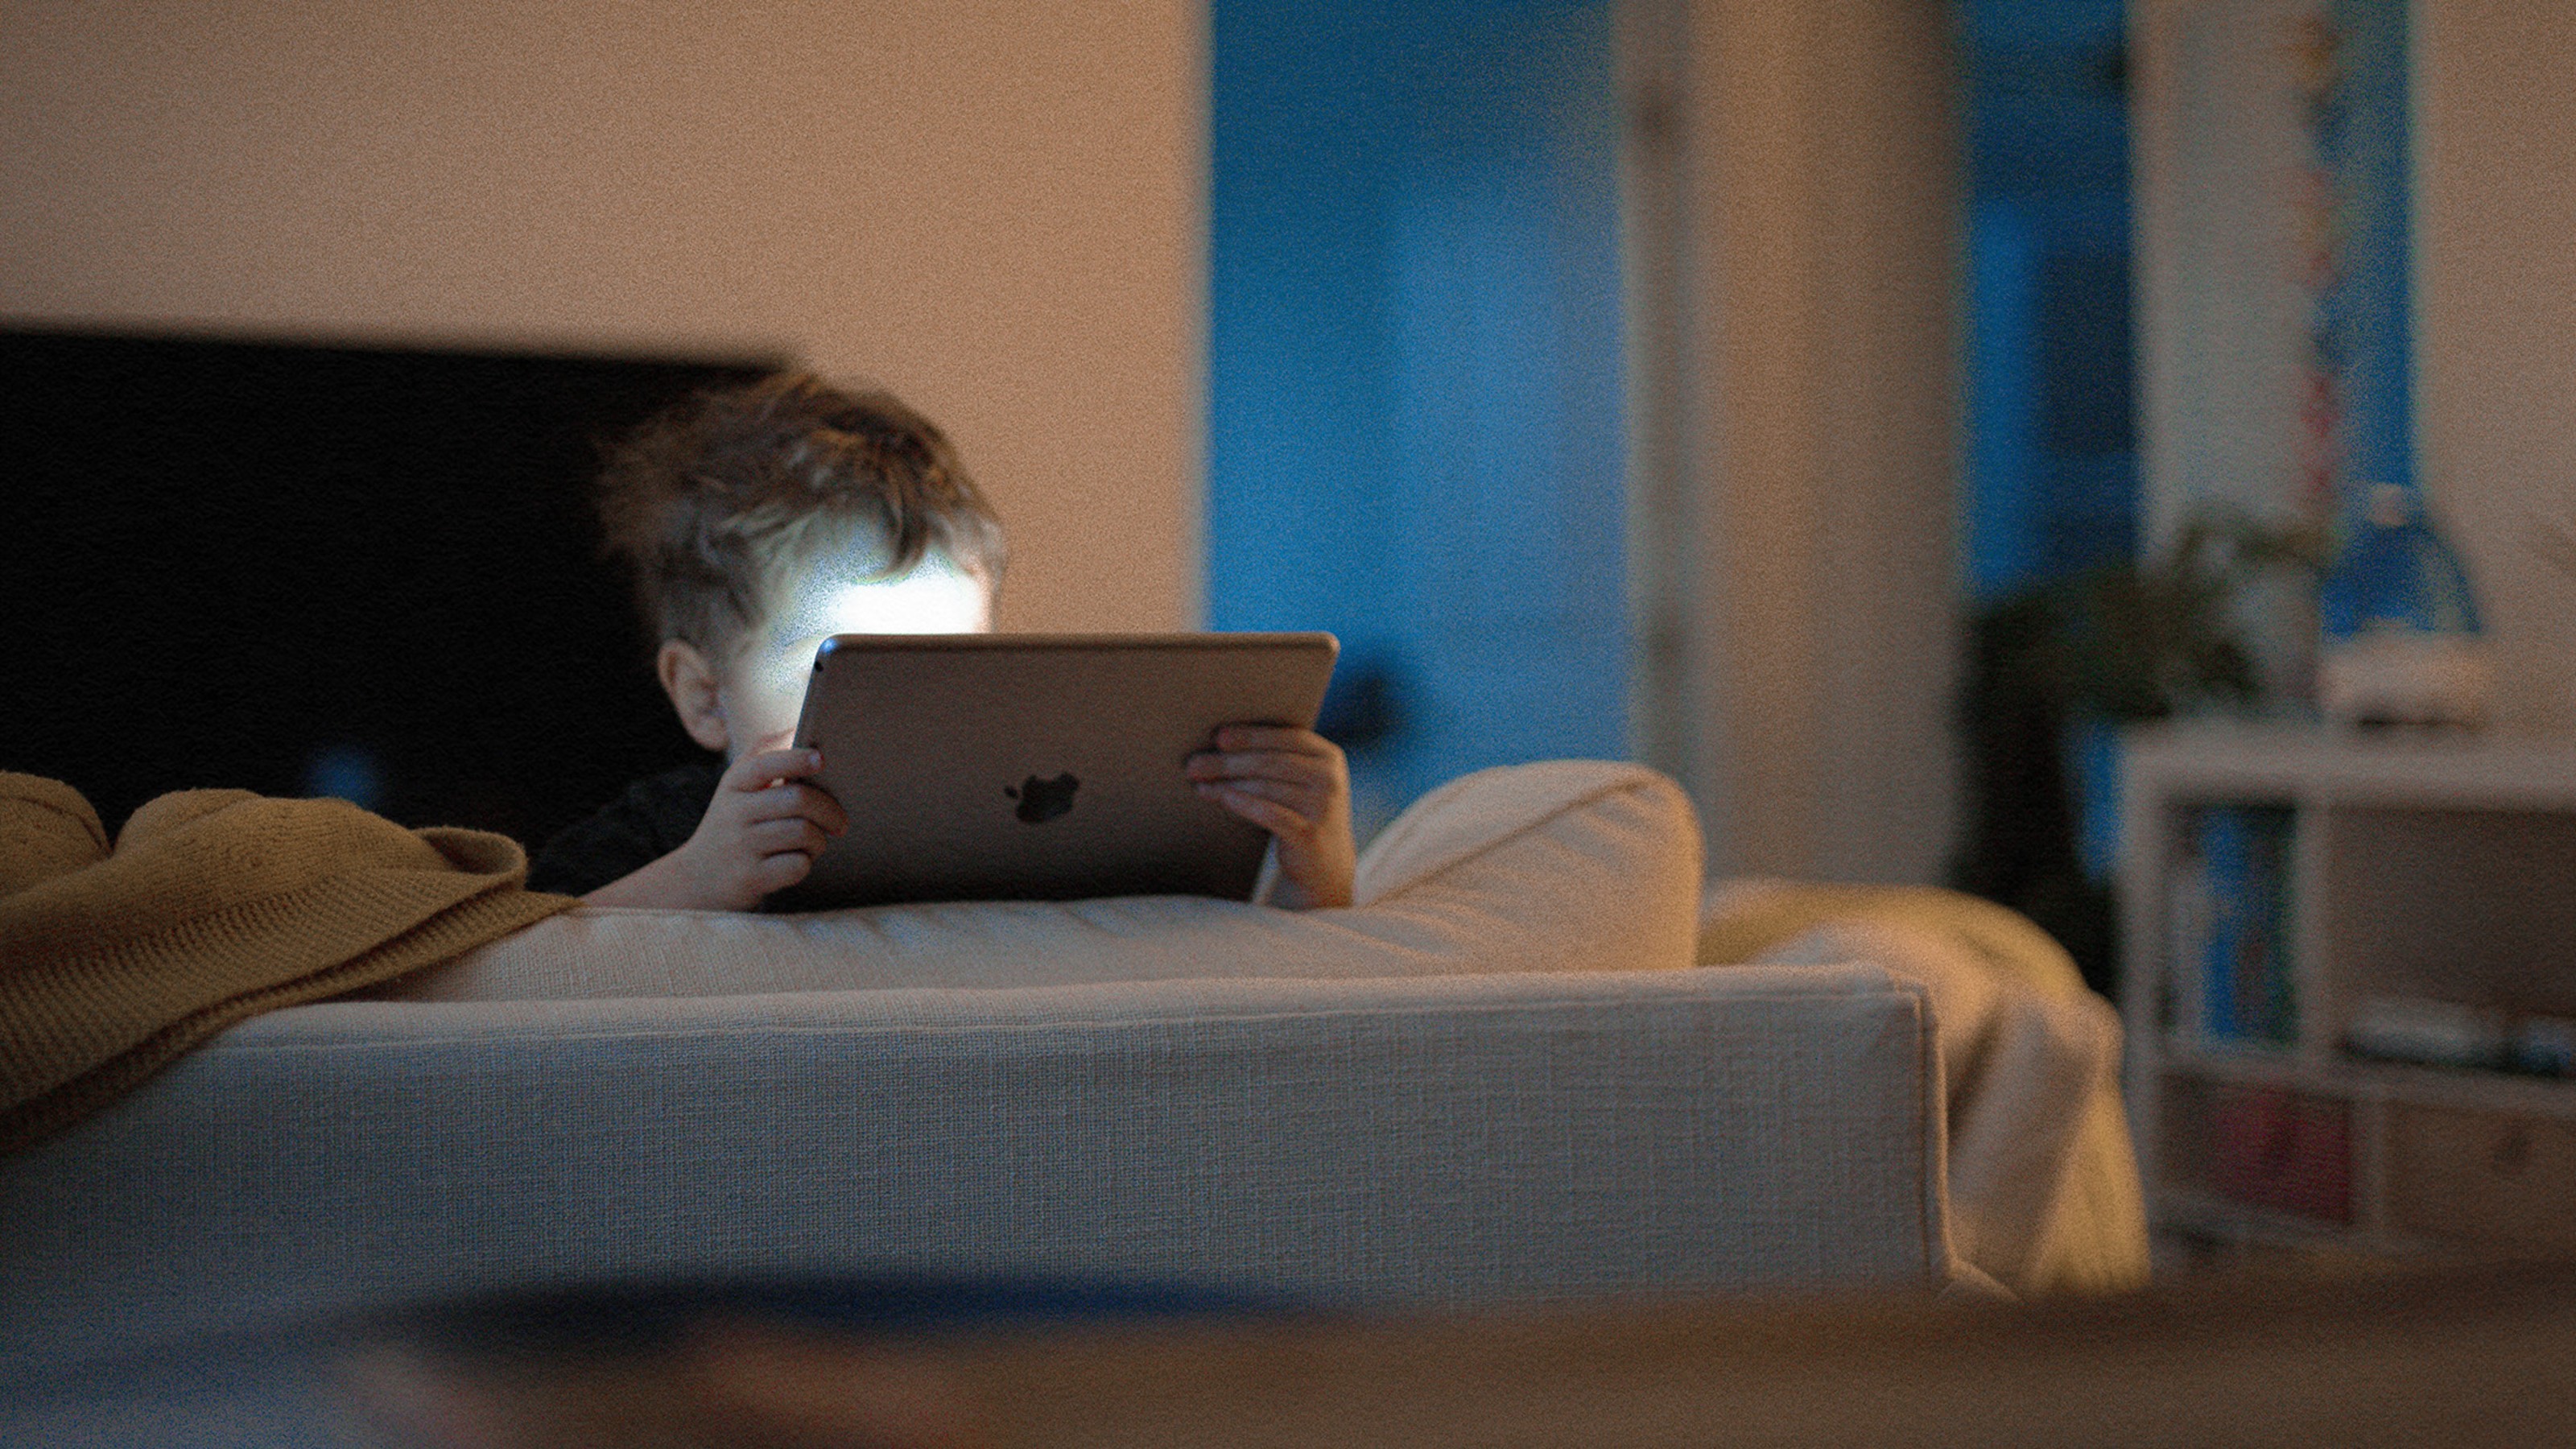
left=2317, top=484, right=2491, bottom=726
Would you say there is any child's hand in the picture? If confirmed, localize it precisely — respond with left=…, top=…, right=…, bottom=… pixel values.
left=1186, top=725, right=1355, bottom=910
left=587, top=748, right=848, bottom=910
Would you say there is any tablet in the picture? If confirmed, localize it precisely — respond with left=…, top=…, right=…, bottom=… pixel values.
left=773, top=632, right=1339, bottom=909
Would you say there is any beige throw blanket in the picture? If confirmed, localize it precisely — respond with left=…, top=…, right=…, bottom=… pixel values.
left=1702, top=880, right=2151, bottom=1294
left=0, top=773, right=573, bottom=1152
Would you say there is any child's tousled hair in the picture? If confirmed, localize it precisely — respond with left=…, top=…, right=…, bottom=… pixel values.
left=597, top=371, right=1005, bottom=655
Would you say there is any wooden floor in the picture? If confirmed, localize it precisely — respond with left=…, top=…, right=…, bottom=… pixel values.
left=345, top=1261, right=2576, bottom=1447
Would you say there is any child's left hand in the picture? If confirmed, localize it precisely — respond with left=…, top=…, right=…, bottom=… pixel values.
left=1186, top=724, right=1356, bottom=910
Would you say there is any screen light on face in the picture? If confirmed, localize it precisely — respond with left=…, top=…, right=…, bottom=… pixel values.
left=722, top=551, right=995, bottom=758
left=804, top=565, right=990, bottom=638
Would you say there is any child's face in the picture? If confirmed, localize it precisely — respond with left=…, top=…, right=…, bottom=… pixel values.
left=715, top=542, right=993, bottom=758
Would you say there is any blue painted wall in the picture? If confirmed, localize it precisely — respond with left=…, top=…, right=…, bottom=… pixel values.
left=1956, top=0, right=2139, bottom=880
left=1208, top=0, right=1626, bottom=834
left=2318, top=0, right=2417, bottom=503
left=1958, top=0, right=2138, bottom=603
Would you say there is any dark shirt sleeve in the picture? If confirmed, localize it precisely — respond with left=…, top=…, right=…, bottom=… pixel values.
left=526, top=760, right=724, bottom=897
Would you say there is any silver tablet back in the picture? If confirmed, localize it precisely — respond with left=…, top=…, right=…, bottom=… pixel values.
left=775, top=633, right=1338, bottom=909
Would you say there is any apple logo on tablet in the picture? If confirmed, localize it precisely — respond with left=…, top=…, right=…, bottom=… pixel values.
left=1005, top=773, right=1080, bottom=824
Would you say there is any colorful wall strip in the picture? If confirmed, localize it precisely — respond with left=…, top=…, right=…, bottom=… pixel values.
left=2291, top=0, right=2415, bottom=520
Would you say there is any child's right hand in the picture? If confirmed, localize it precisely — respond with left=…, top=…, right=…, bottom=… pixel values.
left=584, top=748, right=848, bottom=910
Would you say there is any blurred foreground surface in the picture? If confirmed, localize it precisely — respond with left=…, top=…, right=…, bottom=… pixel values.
left=10, top=1261, right=2576, bottom=1447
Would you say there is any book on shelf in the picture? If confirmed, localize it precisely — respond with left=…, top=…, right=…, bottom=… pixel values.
left=2202, top=1081, right=2352, bottom=1223
left=2167, top=803, right=2297, bottom=1046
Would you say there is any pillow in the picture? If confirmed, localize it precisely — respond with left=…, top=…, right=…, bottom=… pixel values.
left=379, top=761, right=1703, bottom=1001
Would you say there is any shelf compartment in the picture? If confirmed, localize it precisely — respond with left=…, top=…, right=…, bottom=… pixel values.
left=2386, top=1104, right=2576, bottom=1256
left=2123, top=726, right=2576, bottom=1260
left=2318, top=805, right=2576, bottom=1027
left=2159, top=1074, right=2352, bottom=1225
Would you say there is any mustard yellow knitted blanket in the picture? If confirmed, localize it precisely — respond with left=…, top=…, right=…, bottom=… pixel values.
left=0, top=772, right=574, bottom=1153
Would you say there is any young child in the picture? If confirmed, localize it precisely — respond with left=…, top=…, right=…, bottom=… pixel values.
left=530, top=372, right=1356, bottom=910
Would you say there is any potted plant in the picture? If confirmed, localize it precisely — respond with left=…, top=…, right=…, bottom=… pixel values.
left=1951, top=508, right=2325, bottom=996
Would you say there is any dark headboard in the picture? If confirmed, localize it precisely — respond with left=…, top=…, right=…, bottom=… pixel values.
left=1, top=328, right=778, bottom=844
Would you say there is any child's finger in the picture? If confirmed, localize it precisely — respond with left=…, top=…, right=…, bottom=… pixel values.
left=800, top=786, right=850, bottom=836
left=1212, top=725, right=1337, bottom=756
left=726, top=747, right=827, bottom=792
left=1185, top=749, right=1340, bottom=786
left=749, top=850, right=815, bottom=894
left=742, top=781, right=849, bottom=836
left=1203, top=785, right=1308, bottom=838
left=749, top=817, right=833, bottom=858
left=1198, top=777, right=1322, bottom=815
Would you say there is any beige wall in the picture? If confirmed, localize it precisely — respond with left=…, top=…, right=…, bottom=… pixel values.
left=2136, top=0, right=2576, bottom=733
left=1673, top=0, right=1962, bottom=883
left=2415, top=0, right=2576, bottom=733
left=0, top=0, right=1203, bottom=634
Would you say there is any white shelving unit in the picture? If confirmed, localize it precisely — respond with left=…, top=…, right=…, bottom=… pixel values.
left=2121, top=722, right=2576, bottom=1258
